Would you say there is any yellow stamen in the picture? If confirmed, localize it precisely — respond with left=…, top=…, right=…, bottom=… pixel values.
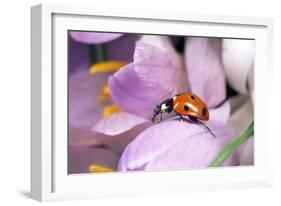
left=90, top=61, right=126, bottom=116
left=103, top=104, right=121, bottom=117
left=89, top=60, right=128, bottom=75
left=89, top=164, right=115, bottom=173
left=98, top=84, right=110, bottom=102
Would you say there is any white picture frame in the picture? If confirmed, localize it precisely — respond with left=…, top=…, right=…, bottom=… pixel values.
left=31, top=3, right=274, bottom=202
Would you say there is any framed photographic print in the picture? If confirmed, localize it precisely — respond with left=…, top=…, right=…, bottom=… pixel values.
left=31, top=3, right=274, bottom=201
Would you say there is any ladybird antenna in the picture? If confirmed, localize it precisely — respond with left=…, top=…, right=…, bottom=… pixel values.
left=198, top=121, right=216, bottom=138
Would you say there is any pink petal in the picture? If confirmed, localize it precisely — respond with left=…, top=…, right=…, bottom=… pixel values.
left=118, top=102, right=232, bottom=171
left=185, top=37, right=226, bottom=108
left=238, top=137, right=254, bottom=165
left=68, top=37, right=91, bottom=73
left=229, top=95, right=248, bottom=113
left=228, top=97, right=253, bottom=133
left=106, top=35, right=137, bottom=61
left=69, top=31, right=123, bottom=44
left=91, top=123, right=150, bottom=155
left=71, top=121, right=149, bottom=155
left=92, top=112, right=149, bottom=136
left=109, top=63, right=170, bottom=118
left=228, top=97, right=254, bottom=165
left=134, top=36, right=187, bottom=93
left=222, top=39, right=254, bottom=94
left=69, top=126, right=99, bottom=147
left=143, top=127, right=238, bottom=171
left=118, top=122, right=238, bottom=171
left=109, top=36, right=187, bottom=118
left=69, top=70, right=108, bottom=129
left=208, top=101, right=230, bottom=125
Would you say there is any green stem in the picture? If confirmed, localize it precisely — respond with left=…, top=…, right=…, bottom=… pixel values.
left=89, top=44, right=107, bottom=63
left=209, top=121, right=254, bottom=167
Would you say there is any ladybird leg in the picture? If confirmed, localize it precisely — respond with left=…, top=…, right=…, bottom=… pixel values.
left=155, top=114, right=160, bottom=123
left=178, top=114, right=186, bottom=122
left=151, top=115, right=155, bottom=123
left=153, top=116, right=157, bottom=123
left=187, top=116, right=216, bottom=137
left=198, top=121, right=216, bottom=138
left=204, top=124, right=216, bottom=138
left=160, top=112, right=163, bottom=121
left=188, top=115, right=198, bottom=122
left=152, top=113, right=158, bottom=123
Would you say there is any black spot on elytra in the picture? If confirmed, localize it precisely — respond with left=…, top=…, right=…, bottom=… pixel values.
left=184, top=105, right=189, bottom=111
left=202, top=108, right=207, bottom=116
left=191, top=95, right=195, bottom=100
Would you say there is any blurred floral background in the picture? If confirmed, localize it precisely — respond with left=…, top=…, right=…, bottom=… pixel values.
left=68, top=31, right=254, bottom=174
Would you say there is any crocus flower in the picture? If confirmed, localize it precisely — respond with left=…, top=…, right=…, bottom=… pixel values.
left=68, top=32, right=140, bottom=173
left=70, top=32, right=254, bottom=173
left=92, top=35, right=253, bottom=171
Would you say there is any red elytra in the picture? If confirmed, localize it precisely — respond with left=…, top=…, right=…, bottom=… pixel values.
left=172, top=93, right=209, bottom=121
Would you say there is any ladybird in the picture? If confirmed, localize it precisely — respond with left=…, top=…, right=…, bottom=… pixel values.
left=152, top=92, right=216, bottom=137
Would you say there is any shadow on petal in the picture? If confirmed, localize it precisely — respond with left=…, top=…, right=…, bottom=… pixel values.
left=68, top=146, right=120, bottom=174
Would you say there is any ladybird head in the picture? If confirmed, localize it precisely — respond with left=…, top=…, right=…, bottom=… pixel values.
left=152, top=98, right=174, bottom=123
